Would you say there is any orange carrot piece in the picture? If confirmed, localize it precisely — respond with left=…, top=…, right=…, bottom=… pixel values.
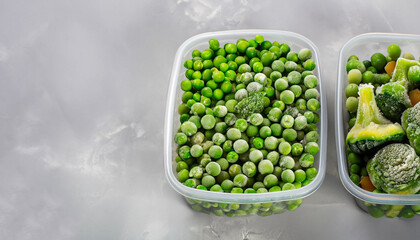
left=359, top=176, right=376, bottom=192
left=409, top=89, right=420, bottom=106
left=384, top=61, right=396, bottom=76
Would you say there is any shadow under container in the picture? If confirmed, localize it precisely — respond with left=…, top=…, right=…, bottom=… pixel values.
left=164, top=30, right=327, bottom=217
left=336, top=33, right=420, bottom=219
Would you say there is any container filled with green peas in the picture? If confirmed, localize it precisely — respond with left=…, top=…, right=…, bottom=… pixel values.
left=165, top=30, right=327, bottom=217
left=336, top=33, right=420, bottom=219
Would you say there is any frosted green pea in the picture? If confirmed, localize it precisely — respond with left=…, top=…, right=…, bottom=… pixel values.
left=225, top=99, right=238, bottom=113
left=246, top=125, right=259, bottom=137
left=256, top=188, right=268, bottom=193
left=281, top=169, right=295, bottom=183
left=206, top=162, right=222, bottom=176
left=263, top=174, right=279, bottom=188
left=303, top=75, right=318, bottom=89
left=210, top=184, right=223, bottom=192
left=214, top=122, right=227, bottom=134
left=190, top=144, right=204, bottom=158
left=191, top=102, right=206, bottom=116
left=242, top=161, right=257, bottom=177
left=291, top=142, right=303, bottom=156
left=266, top=151, right=280, bottom=165
left=212, top=133, right=226, bottom=145
left=224, top=113, right=237, bottom=126
left=221, top=179, right=234, bottom=192
left=202, top=175, right=216, bottom=188
left=280, top=90, right=295, bottom=105
left=294, top=115, right=308, bottom=130
left=299, top=153, right=314, bottom=168
left=249, top=149, right=263, bottom=163
left=226, top=151, right=239, bottom=163
left=306, top=167, right=317, bottom=180
left=247, top=82, right=263, bottom=93
left=208, top=145, right=223, bottom=159
left=283, top=128, right=297, bottom=142
left=178, top=145, right=191, bottom=160
left=229, top=164, right=242, bottom=177
left=201, top=115, right=216, bottom=130
left=305, top=88, right=319, bottom=100
left=307, top=99, right=320, bottom=111
left=272, top=60, right=285, bottom=72
left=282, top=182, right=296, bottom=191
left=178, top=169, right=189, bottom=182
left=267, top=108, right=282, bottom=122
left=258, top=160, right=274, bottom=175
left=235, top=88, right=248, bottom=101
left=305, top=142, right=319, bottom=155
left=213, top=105, right=228, bottom=118
left=226, top=128, right=241, bottom=141
left=254, top=73, right=267, bottom=86
left=233, top=139, right=249, bottom=154
left=240, top=72, right=253, bottom=85
left=289, top=85, right=302, bottom=98
left=287, top=71, right=301, bottom=85
left=281, top=115, right=294, bottom=128
left=233, top=174, right=248, bottom=188
left=294, top=169, right=306, bottom=183
left=279, top=156, right=295, bottom=169
left=285, top=61, right=297, bottom=72
left=305, top=131, right=319, bottom=143
left=189, top=166, right=204, bottom=179
left=270, top=123, right=282, bottom=137
left=264, top=136, right=279, bottom=150
left=304, top=111, right=314, bottom=123
left=174, top=132, right=188, bottom=145
left=298, top=48, right=312, bottom=61
left=181, top=121, right=197, bottom=136
left=274, top=78, right=288, bottom=91
left=216, top=158, right=229, bottom=171
left=235, top=119, right=248, bottom=132
left=249, top=113, right=264, bottom=126
left=259, top=126, right=272, bottom=138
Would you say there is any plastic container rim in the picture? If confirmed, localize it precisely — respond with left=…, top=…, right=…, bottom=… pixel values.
left=165, top=29, right=327, bottom=204
left=335, top=32, right=420, bottom=205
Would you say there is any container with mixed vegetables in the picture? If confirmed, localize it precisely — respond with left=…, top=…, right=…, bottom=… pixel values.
left=174, top=35, right=321, bottom=216
left=344, top=44, right=420, bottom=218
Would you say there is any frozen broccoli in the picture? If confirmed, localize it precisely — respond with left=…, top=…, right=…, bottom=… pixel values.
left=235, top=91, right=265, bottom=119
left=346, top=84, right=405, bottom=154
left=401, top=102, right=420, bottom=155
left=376, top=58, right=417, bottom=122
left=367, top=143, right=420, bottom=194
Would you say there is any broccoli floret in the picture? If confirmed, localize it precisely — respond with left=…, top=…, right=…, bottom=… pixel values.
left=401, top=102, right=420, bottom=155
left=367, top=143, right=420, bottom=194
left=235, top=91, right=265, bottom=119
left=346, top=84, right=405, bottom=154
left=376, top=58, right=418, bottom=122
left=283, top=106, right=303, bottom=118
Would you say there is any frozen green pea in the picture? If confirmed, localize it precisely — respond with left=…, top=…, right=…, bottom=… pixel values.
left=307, top=99, right=320, bottom=111
left=266, top=151, right=280, bottom=165
left=233, top=174, right=248, bottom=188
left=259, top=126, right=272, bottom=138
left=285, top=61, right=297, bottom=72
left=281, top=169, right=295, bottom=183
left=221, top=179, right=234, bottom=192
left=345, top=83, right=359, bottom=98
left=226, top=128, right=241, bottom=141
left=268, top=108, right=282, bottom=122
left=190, top=144, right=204, bottom=158
left=242, top=161, right=257, bottom=177
left=280, top=90, right=295, bottom=104
left=306, top=167, right=317, bottom=180
left=278, top=142, right=292, bottom=155
left=303, top=75, right=318, bottom=89
left=181, top=121, right=197, bottom=136
left=202, top=175, right=216, bottom=188
left=249, top=113, right=264, bottom=126
left=258, top=159, right=274, bottom=175
left=298, top=48, right=312, bottom=61
left=305, top=88, right=319, bottom=100
left=346, top=97, right=358, bottom=113
left=206, top=162, right=221, bottom=176
left=233, top=139, right=249, bottom=154
left=212, top=133, right=226, bottom=145
left=191, top=102, right=206, bottom=116
left=287, top=71, right=302, bottom=85
left=264, top=136, right=279, bottom=150
left=249, top=149, right=263, bottom=163
left=270, top=123, right=283, bottom=137
left=283, top=129, right=297, bottom=142
left=279, top=156, right=295, bottom=169
left=226, top=151, right=239, bottom=163
left=213, top=105, right=227, bottom=117
left=235, top=118, right=248, bottom=132
left=201, top=115, right=216, bottom=130
left=294, top=169, right=306, bottom=183
left=208, top=145, right=223, bottom=159
left=294, top=115, right=308, bottom=130
left=299, top=153, right=315, bottom=168
left=263, top=174, right=279, bottom=188
left=348, top=69, right=362, bottom=84
left=282, top=182, right=296, bottom=191
left=274, top=78, right=288, bottom=91
left=305, top=142, right=319, bottom=155
left=281, top=115, right=294, bottom=128
left=174, top=132, right=188, bottom=145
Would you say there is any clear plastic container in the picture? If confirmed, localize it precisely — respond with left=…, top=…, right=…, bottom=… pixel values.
left=164, top=30, right=327, bottom=217
left=336, top=33, right=420, bottom=219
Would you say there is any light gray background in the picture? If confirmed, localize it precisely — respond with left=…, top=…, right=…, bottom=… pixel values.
left=1, top=0, right=420, bottom=239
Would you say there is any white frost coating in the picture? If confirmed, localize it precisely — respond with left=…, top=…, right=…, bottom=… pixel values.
left=246, top=82, right=263, bottom=93
left=254, top=73, right=267, bottom=86
left=235, top=88, right=248, bottom=101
